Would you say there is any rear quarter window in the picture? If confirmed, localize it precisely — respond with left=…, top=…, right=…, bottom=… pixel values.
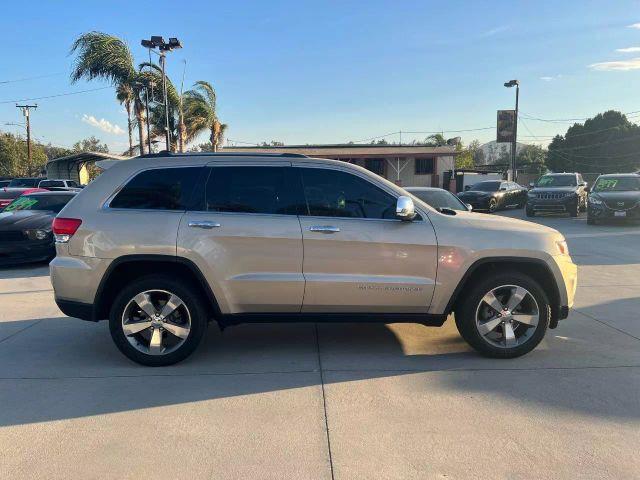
left=109, top=167, right=201, bottom=210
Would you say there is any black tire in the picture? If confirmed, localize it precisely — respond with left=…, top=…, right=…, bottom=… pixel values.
left=109, top=274, right=208, bottom=366
left=488, top=198, right=498, bottom=213
left=454, top=271, right=550, bottom=358
left=525, top=206, right=535, bottom=217
left=569, top=202, right=579, bottom=217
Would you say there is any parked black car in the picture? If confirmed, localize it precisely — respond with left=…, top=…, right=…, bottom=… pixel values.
left=0, top=191, right=76, bottom=266
left=587, top=174, right=640, bottom=225
left=526, top=173, right=588, bottom=217
left=457, top=180, right=527, bottom=212
left=405, top=186, right=471, bottom=213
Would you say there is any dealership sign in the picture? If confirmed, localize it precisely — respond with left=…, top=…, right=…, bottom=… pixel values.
left=497, top=110, right=516, bottom=143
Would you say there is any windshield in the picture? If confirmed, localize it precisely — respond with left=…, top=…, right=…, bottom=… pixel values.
left=469, top=181, right=501, bottom=192
left=8, top=178, right=39, bottom=188
left=3, top=194, right=73, bottom=213
left=536, top=175, right=576, bottom=187
left=593, top=177, right=640, bottom=192
left=410, top=190, right=467, bottom=211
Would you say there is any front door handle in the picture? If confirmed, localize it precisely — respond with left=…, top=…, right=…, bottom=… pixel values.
left=188, top=220, right=221, bottom=229
left=309, top=225, right=340, bottom=234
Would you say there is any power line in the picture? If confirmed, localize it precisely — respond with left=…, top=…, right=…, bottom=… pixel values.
left=0, top=72, right=65, bottom=85
left=0, top=86, right=111, bottom=104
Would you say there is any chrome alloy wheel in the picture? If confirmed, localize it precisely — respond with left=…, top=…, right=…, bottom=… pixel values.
left=121, top=290, right=191, bottom=356
left=474, top=284, right=540, bottom=348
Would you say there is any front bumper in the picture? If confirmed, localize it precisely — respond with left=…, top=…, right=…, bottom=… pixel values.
left=0, top=240, right=54, bottom=266
left=552, top=254, right=577, bottom=310
left=527, top=195, right=579, bottom=214
left=458, top=196, right=491, bottom=210
left=588, top=202, right=640, bottom=221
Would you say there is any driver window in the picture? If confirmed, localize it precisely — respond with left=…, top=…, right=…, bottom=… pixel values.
left=299, top=167, right=397, bottom=219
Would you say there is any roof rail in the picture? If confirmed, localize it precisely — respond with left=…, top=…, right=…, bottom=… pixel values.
left=138, top=151, right=308, bottom=159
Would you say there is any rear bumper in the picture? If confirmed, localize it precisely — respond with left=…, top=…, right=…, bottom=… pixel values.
left=55, top=299, right=96, bottom=321
left=50, top=254, right=110, bottom=308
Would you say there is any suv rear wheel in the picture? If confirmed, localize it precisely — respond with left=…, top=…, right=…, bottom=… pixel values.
left=109, top=275, right=208, bottom=366
left=455, top=272, right=550, bottom=358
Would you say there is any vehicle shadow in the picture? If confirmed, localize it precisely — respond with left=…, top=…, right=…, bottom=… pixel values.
left=0, top=262, right=50, bottom=279
left=0, top=316, right=637, bottom=427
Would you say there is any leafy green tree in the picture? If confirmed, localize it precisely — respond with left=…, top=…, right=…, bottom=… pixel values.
left=423, top=133, right=447, bottom=147
left=517, top=144, right=546, bottom=173
left=0, top=132, right=47, bottom=177
left=547, top=110, right=640, bottom=174
left=72, top=136, right=109, bottom=153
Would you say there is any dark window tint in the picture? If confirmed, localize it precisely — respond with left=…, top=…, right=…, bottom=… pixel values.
left=39, top=180, right=65, bottom=188
left=68, top=181, right=79, bottom=187
left=415, top=158, right=434, bottom=175
left=8, top=178, right=40, bottom=188
left=409, top=189, right=466, bottom=211
left=364, top=158, right=385, bottom=176
left=470, top=181, right=501, bottom=192
left=300, top=168, right=396, bottom=219
left=205, top=167, right=304, bottom=215
left=110, top=167, right=200, bottom=210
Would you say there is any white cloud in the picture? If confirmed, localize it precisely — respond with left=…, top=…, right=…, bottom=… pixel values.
left=589, top=57, right=640, bottom=71
left=616, top=46, right=640, bottom=53
left=480, top=25, right=510, bottom=38
left=540, top=74, right=562, bottom=81
left=628, top=23, right=640, bottom=29
left=540, top=76, right=554, bottom=81
left=81, top=114, right=125, bottom=135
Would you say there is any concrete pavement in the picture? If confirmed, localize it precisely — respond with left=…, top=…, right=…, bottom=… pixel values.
left=0, top=210, right=639, bottom=479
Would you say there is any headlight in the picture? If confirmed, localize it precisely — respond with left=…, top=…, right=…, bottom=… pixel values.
left=24, top=229, right=51, bottom=241
left=556, top=239, right=569, bottom=255
left=588, top=196, right=602, bottom=205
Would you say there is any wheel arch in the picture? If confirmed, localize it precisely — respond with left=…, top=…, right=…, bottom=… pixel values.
left=94, top=254, right=222, bottom=321
left=444, top=257, right=562, bottom=328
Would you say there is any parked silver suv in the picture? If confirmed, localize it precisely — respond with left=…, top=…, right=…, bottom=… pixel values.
left=50, top=153, right=577, bottom=366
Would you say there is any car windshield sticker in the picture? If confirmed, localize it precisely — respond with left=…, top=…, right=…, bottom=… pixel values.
left=595, top=179, right=618, bottom=191
left=4, top=197, right=38, bottom=212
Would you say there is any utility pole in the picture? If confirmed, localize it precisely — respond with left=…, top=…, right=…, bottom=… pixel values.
left=16, top=104, right=37, bottom=163
left=503, top=79, right=519, bottom=181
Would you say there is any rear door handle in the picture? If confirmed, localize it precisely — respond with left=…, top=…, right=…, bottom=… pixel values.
left=188, top=220, right=221, bottom=229
left=309, top=225, right=340, bottom=234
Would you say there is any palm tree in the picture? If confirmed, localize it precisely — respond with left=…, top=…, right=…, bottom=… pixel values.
left=183, top=81, right=227, bottom=151
left=116, top=83, right=134, bottom=155
left=70, top=32, right=147, bottom=154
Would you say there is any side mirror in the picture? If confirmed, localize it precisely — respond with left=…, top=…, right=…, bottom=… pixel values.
left=529, top=182, right=535, bottom=188
left=396, top=196, right=416, bottom=221
left=465, top=203, right=473, bottom=212
left=464, top=185, right=471, bottom=191
left=584, top=186, right=590, bottom=193
left=499, top=187, right=507, bottom=191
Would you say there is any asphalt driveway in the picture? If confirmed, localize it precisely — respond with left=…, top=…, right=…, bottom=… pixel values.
left=0, top=209, right=639, bottom=479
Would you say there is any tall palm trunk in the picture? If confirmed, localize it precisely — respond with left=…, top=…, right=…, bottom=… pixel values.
left=178, top=120, right=187, bottom=153
left=125, top=100, right=133, bottom=155
left=134, top=98, right=146, bottom=155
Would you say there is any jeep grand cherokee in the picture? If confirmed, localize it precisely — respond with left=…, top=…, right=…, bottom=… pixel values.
left=50, top=153, right=577, bottom=366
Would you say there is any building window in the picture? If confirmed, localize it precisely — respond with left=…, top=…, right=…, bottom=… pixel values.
left=415, top=158, right=435, bottom=175
left=364, top=158, right=385, bottom=176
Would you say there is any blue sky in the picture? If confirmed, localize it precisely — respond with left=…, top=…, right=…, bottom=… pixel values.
left=1, top=0, right=640, bottom=154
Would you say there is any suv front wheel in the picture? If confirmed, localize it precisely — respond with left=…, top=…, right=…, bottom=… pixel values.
left=109, top=275, right=208, bottom=366
left=455, top=272, right=550, bottom=358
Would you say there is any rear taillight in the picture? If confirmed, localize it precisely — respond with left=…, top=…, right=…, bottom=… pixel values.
left=52, top=217, right=82, bottom=243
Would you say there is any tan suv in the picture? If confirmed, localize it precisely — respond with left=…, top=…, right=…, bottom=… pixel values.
left=50, top=153, right=577, bottom=366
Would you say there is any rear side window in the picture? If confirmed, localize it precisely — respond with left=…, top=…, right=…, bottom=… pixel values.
left=300, top=167, right=397, bottom=219
left=39, top=180, right=65, bottom=188
left=205, top=166, right=305, bottom=215
left=110, top=167, right=201, bottom=210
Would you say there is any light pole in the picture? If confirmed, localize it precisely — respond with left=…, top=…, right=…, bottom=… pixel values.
left=141, top=36, right=182, bottom=152
left=504, top=80, right=519, bottom=181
